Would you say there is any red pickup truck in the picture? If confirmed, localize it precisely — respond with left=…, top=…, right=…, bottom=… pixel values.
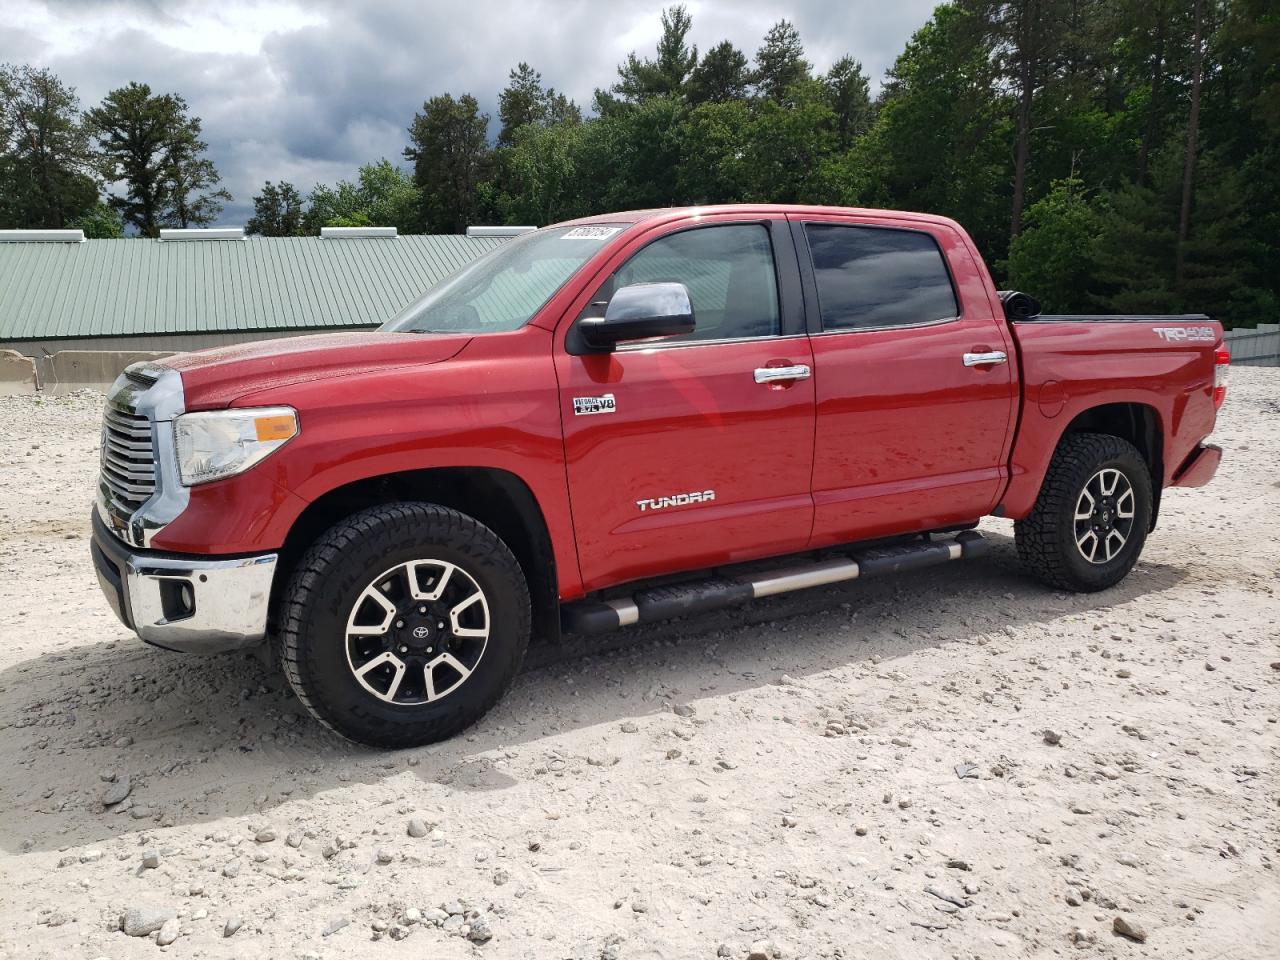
left=91, top=205, right=1228, bottom=746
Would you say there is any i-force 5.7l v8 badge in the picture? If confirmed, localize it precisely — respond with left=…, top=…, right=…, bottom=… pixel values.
left=573, top=394, right=617, bottom=416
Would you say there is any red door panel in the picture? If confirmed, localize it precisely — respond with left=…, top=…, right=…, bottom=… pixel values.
left=558, top=337, right=815, bottom=592
left=808, top=318, right=1015, bottom=546
left=792, top=214, right=1019, bottom=548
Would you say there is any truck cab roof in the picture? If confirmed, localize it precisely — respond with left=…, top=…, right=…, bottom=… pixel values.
left=554, top=203, right=964, bottom=232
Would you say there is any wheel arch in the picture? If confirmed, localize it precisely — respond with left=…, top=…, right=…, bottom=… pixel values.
left=1057, top=402, right=1164, bottom=528
left=271, top=467, right=560, bottom=645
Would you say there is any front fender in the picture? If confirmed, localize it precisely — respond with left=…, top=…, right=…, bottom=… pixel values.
left=151, top=329, right=585, bottom=595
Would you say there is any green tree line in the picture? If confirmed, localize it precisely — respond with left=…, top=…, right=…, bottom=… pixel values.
left=0, top=68, right=230, bottom=238
left=3, top=1, right=1277, bottom=326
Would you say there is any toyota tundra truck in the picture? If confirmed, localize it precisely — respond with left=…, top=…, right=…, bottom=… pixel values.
left=90, top=205, right=1228, bottom=747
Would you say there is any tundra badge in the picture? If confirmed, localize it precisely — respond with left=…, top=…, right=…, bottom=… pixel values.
left=573, top=394, right=617, bottom=416
left=636, top=490, right=716, bottom=512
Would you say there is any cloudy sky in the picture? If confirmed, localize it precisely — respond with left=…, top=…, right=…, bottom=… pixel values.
left=3, top=0, right=939, bottom=226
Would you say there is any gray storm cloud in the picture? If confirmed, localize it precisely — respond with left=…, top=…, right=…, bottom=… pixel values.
left=4, top=0, right=937, bottom=225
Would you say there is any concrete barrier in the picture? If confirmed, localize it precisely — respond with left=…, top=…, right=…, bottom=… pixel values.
left=41, top=350, right=175, bottom=393
left=0, top=350, right=38, bottom=395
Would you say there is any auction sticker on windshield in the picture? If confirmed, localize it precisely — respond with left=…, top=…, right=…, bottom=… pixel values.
left=562, top=226, right=621, bottom=241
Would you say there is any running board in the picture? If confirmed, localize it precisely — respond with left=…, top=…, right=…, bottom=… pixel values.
left=561, top=530, right=989, bottom=635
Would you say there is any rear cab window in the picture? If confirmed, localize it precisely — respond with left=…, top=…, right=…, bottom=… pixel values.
left=802, top=223, right=959, bottom=332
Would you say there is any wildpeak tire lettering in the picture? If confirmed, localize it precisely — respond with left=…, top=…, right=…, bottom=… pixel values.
left=635, top=490, right=716, bottom=512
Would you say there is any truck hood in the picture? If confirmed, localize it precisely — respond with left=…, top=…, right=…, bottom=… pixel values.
left=161, top=330, right=472, bottom=410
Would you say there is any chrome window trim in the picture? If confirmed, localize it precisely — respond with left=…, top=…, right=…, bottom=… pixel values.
left=806, top=315, right=962, bottom=337
left=1008, top=321, right=1208, bottom=330
left=96, top=363, right=190, bottom=549
left=615, top=332, right=810, bottom=353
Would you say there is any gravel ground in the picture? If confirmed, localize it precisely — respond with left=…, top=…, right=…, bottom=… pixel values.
left=0, top=370, right=1276, bottom=960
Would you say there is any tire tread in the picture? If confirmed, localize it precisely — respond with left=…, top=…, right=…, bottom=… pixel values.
left=1015, top=432, right=1151, bottom=592
left=278, top=502, right=530, bottom=748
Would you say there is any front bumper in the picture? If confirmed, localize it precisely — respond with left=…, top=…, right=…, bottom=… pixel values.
left=91, top=511, right=277, bottom=654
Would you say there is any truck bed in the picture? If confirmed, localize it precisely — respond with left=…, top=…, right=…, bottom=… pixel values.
left=998, top=314, right=1223, bottom=517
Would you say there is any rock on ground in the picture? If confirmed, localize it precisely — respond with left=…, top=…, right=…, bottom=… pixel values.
left=121, top=904, right=175, bottom=938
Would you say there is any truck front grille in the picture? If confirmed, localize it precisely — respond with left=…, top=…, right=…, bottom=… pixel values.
left=101, top=405, right=157, bottom=511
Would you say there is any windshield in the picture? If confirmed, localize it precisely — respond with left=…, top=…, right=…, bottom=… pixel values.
left=381, top=224, right=626, bottom=334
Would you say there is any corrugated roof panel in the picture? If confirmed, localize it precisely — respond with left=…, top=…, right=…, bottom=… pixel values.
left=0, top=234, right=509, bottom=340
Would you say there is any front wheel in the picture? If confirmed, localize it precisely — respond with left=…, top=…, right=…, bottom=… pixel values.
left=1015, top=433, right=1153, bottom=592
left=279, top=503, right=530, bottom=748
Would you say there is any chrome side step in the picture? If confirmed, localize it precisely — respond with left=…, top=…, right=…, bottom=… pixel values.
left=562, top=530, right=989, bottom=635
left=751, top=557, right=861, bottom=598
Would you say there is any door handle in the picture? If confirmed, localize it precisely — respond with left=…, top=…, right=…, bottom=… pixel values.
left=754, top=364, right=811, bottom=384
left=963, top=351, right=1007, bottom=367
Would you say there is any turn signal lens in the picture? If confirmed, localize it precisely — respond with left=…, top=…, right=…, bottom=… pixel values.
left=1213, top=347, right=1230, bottom=410
left=254, top=414, right=298, bottom=442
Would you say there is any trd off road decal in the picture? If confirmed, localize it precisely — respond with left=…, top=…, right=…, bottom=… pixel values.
left=635, top=490, right=716, bottom=512
left=573, top=393, right=617, bottom=416
left=1153, top=325, right=1215, bottom=343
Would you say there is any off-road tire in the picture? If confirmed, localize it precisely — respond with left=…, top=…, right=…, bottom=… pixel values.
left=279, top=502, right=530, bottom=748
left=1015, top=432, right=1153, bottom=592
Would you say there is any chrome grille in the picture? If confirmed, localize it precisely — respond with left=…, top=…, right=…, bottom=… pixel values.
left=96, top=363, right=187, bottom=549
left=101, top=405, right=156, bottom=511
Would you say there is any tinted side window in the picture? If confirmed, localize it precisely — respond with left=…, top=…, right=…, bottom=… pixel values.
left=804, top=224, right=958, bottom=331
left=610, top=224, right=780, bottom=342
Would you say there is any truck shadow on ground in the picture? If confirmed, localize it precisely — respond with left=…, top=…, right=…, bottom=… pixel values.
left=0, top=531, right=1187, bottom=853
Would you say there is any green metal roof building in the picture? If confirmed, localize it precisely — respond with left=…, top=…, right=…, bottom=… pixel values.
left=0, top=228, right=508, bottom=361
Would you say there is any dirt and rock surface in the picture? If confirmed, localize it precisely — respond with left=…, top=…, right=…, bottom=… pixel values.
left=0, top=370, right=1276, bottom=960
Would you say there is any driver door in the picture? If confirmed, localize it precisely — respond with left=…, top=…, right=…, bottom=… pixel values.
left=555, top=218, right=816, bottom=593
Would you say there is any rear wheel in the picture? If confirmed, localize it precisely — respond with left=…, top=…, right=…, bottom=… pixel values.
left=1015, top=432, right=1153, bottom=592
left=279, top=503, right=530, bottom=747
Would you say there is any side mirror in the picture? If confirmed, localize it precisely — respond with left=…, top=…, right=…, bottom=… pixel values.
left=578, top=282, right=695, bottom=351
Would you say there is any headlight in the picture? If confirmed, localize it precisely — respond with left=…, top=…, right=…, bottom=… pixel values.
left=173, top=406, right=298, bottom=486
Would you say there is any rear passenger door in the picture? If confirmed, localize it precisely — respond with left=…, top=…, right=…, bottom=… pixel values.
left=792, top=216, right=1018, bottom=547
left=556, top=218, right=815, bottom=592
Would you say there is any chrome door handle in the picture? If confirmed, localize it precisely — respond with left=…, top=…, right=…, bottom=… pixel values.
left=963, top=351, right=1007, bottom=367
left=754, top=364, right=811, bottom=384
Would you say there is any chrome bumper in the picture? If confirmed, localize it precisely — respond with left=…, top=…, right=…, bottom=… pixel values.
left=91, top=512, right=276, bottom=654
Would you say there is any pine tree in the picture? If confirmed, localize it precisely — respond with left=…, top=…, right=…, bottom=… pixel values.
left=823, top=56, right=873, bottom=149
left=165, top=124, right=230, bottom=228
left=1092, top=149, right=1180, bottom=313
left=0, top=64, right=99, bottom=228
left=404, top=94, right=490, bottom=233
left=246, top=181, right=304, bottom=236
left=687, top=41, right=749, bottom=105
left=752, top=20, right=810, bottom=102
left=497, top=63, right=580, bottom=147
left=88, top=82, right=228, bottom=236
left=498, top=64, right=545, bottom=147
left=613, top=5, right=698, bottom=103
